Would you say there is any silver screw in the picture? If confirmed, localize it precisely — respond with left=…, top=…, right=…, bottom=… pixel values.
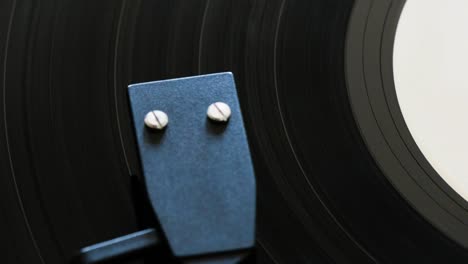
left=207, top=102, right=231, bottom=122
left=144, top=110, right=169, bottom=130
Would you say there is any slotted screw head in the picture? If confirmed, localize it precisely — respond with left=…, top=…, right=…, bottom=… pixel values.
left=144, top=110, right=169, bottom=130
left=207, top=102, right=231, bottom=122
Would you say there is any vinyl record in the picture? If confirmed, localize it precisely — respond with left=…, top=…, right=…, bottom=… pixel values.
left=1, top=0, right=467, bottom=263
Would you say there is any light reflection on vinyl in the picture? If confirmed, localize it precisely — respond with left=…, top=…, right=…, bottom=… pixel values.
left=394, top=0, right=468, bottom=201
left=3, top=1, right=468, bottom=263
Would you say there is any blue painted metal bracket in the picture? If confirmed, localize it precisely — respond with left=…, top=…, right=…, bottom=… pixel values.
left=74, top=73, right=256, bottom=263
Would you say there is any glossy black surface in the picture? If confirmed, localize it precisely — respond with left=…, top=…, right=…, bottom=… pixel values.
left=1, top=0, right=468, bottom=263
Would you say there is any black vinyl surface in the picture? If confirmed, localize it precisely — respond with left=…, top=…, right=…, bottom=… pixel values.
left=1, top=0, right=468, bottom=263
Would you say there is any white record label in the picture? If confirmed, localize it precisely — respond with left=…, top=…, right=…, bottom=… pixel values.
left=394, top=0, right=468, bottom=200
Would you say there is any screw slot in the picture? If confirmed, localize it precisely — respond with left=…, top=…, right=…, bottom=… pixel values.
left=144, top=110, right=169, bottom=130
left=207, top=102, right=231, bottom=123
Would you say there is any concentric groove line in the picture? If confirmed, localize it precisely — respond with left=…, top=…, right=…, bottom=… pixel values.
left=257, top=239, right=281, bottom=264
left=363, top=0, right=468, bottom=227
left=2, top=0, right=46, bottom=263
left=198, top=0, right=211, bottom=74
left=272, top=0, right=376, bottom=260
left=354, top=0, right=467, bottom=226
left=113, top=0, right=133, bottom=176
left=379, top=1, right=468, bottom=215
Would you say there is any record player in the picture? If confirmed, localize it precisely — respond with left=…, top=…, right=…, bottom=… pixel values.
left=1, top=0, right=468, bottom=263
